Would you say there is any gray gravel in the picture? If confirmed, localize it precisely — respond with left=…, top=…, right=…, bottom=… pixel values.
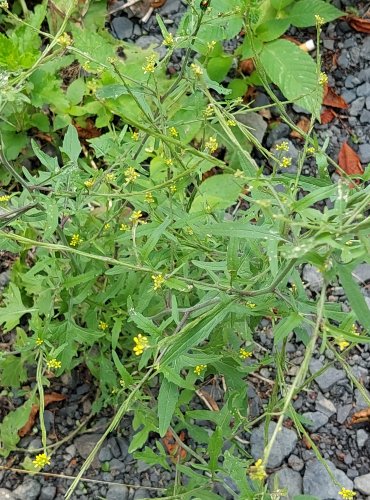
left=303, top=459, right=353, bottom=499
left=250, top=421, right=297, bottom=468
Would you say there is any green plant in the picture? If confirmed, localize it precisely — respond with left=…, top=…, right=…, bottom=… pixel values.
left=0, top=1, right=368, bottom=499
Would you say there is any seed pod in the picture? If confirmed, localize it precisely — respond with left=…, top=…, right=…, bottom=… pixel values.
left=200, top=0, right=210, bottom=11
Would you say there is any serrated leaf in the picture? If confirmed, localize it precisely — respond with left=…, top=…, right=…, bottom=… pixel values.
left=0, top=283, right=37, bottom=332
left=158, top=378, right=179, bottom=437
left=259, top=39, right=323, bottom=118
left=134, top=445, right=171, bottom=471
left=287, top=0, right=342, bottom=27
left=0, top=398, right=34, bottom=456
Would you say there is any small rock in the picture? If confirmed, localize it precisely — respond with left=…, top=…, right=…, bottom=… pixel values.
left=357, top=429, right=368, bottom=448
left=99, top=445, right=112, bottom=462
left=345, top=75, right=360, bottom=89
left=288, top=454, right=304, bottom=472
left=360, top=109, right=370, bottom=124
left=341, top=89, right=356, bottom=104
left=366, top=96, right=370, bottom=110
left=28, top=437, right=42, bottom=451
left=361, top=37, right=370, bottom=61
left=358, top=144, right=370, bottom=164
left=111, top=17, right=134, bottom=40
left=13, top=480, right=41, bottom=500
left=349, top=97, right=365, bottom=116
left=110, top=458, right=126, bottom=474
left=43, top=410, right=54, bottom=433
left=302, top=411, right=329, bottom=432
left=236, top=112, right=267, bottom=145
left=133, top=489, right=151, bottom=499
left=354, top=473, right=370, bottom=495
left=65, top=444, right=76, bottom=457
left=266, top=123, right=290, bottom=148
left=359, top=68, right=370, bottom=82
left=116, top=436, right=130, bottom=459
left=74, top=434, right=102, bottom=468
left=136, top=35, right=166, bottom=58
left=250, top=421, right=297, bottom=468
left=355, top=388, right=370, bottom=410
left=303, top=459, right=353, bottom=499
left=323, top=39, right=334, bottom=51
left=159, top=0, right=181, bottom=15
left=309, top=358, right=346, bottom=392
left=0, top=489, right=16, bottom=500
left=337, top=52, right=349, bottom=69
left=337, top=404, right=352, bottom=424
left=251, top=92, right=270, bottom=109
left=106, top=484, right=129, bottom=500
left=303, top=265, right=324, bottom=293
left=357, top=82, right=370, bottom=97
left=268, top=467, right=302, bottom=498
left=137, top=460, right=151, bottom=473
left=349, top=46, right=360, bottom=65
left=0, top=271, right=10, bottom=288
left=316, top=393, right=336, bottom=417
left=39, top=485, right=56, bottom=500
left=292, top=104, right=311, bottom=115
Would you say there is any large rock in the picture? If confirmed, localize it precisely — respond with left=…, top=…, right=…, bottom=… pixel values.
left=74, top=433, right=103, bottom=468
left=106, top=484, right=129, bottom=500
left=354, top=473, right=370, bottom=495
left=250, top=422, right=297, bottom=468
left=13, top=480, right=41, bottom=500
left=268, top=467, right=302, bottom=499
left=303, top=459, right=353, bottom=499
left=309, top=359, right=346, bottom=392
left=236, top=112, right=267, bottom=145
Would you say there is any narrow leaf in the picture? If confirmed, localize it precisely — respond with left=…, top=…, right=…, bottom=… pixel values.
left=158, top=378, right=179, bottom=437
left=337, top=266, right=370, bottom=332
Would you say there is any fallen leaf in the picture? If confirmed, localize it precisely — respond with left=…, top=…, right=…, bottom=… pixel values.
left=74, top=118, right=101, bottom=140
left=351, top=407, right=370, bottom=425
left=348, top=15, right=370, bottom=33
left=320, top=108, right=336, bottom=124
left=162, top=429, right=187, bottom=462
left=196, top=388, right=219, bottom=411
left=239, top=58, right=255, bottom=75
left=337, top=142, right=364, bottom=185
left=290, top=117, right=310, bottom=140
left=323, top=85, right=348, bottom=109
left=19, top=392, right=66, bottom=437
left=302, top=435, right=312, bottom=449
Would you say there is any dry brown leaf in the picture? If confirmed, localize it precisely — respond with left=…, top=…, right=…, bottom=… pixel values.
left=351, top=408, right=370, bottom=425
left=337, top=142, right=364, bottom=185
left=320, top=108, right=336, bottom=124
left=323, top=85, right=348, bottom=109
left=290, top=117, right=310, bottom=140
left=348, top=15, right=370, bottom=33
left=18, top=392, right=66, bottom=437
left=239, top=58, right=255, bottom=75
left=162, top=429, right=187, bottom=463
left=75, top=118, right=101, bottom=140
left=302, top=435, right=312, bottom=449
left=196, top=388, right=219, bottom=411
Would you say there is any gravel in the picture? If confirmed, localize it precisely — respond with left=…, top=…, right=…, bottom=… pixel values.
left=302, top=265, right=324, bottom=293
left=250, top=422, right=298, bottom=468
left=356, top=429, right=369, bottom=448
left=309, top=359, right=346, bottom=392
left=302, top=411, right=329, bottom=432
left=268, top=467, right=303, bottom=497
left=12, top=480, right=41, bottom=500
left=0, top=490, right=16, bottom=500
left=303, top=459, right=353, bottom=499
left=354, top=473, right=370, bottom=495
left=105, top=484, right=130, bottom=500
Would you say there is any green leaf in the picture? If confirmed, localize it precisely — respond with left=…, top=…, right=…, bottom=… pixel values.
left=112, top=350, right=133, bottom=386
left=157, top=378, right=179, bottom=437
left=256, top=18, right=291, bottom=42
left=239, top=35, right=263, bottom=59
left=287, top=0, right=343, bottom=27
left=259, top=39, right=323, bottom=118
left=208, top=427, right=223, bottom=471
left=206, top=56, right=233, bottom=83
left=273, top=312, right=303, bottom=345
left=193, top=221, right=281, bottom=240
left=66, top=78, right=86, bottom=105
left=0, top=283, right=37, bottom=332
left=0, top=398, right=35, bottom=456
left=337, top=266, right=370, bottom=332
left=127, top=298, right=162, bottom=336
left=190, top=174, right=243, bottom=213
left=134, top=445, right=171, bottom=471
left=0, top=356, right=27, bottom=387
left=271, top=0, right=295, bottom=9
left=61, top=124, right=81, bottom=163
left=96, top=84, right=128, bottom=100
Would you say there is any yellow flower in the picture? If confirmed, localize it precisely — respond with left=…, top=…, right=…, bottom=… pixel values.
left=249, top=459, right=267, bottom=481
left=191, top=63, right=203, bottom=76
left=0, top=1, right=9, bottom=9
left=239, top=348, right=252, bottom=360
left=164, top=158, right=173, bottom=166
left=32, top=453, right=51, bottom=469
left=103, top=223, right=110, bottom=231
left=169, top=184, right=177, bottom=193
left=194, top=364, right=207, bottom=376
left=99, top=321, right=108, bottom=331
left=280, top=157, right=292, bottom=168
left=145, top=192, right=154, bottom=204
left=130, top=210, right=143, bottom=223
left=207, top=41, right=216, bottom=51
left=46, top=358, right=62, bottom=370
left=70, top=234, right=83, bottom=247
left=58, top=33, right=72, bottom=48
left=315, top=14, right=325, bottom=26
left=227, top=119, right=236, bottom=127
left=337, top=340, right=350, bottom=351
left=133, top=334, right=149, bottom=355
left=339, top=488, right=356, bottom=499
left=163, top=33, right=174, bottom=47
left=169, top=127, right=178, bottom=138
left=87, top=80, right=98, bottom=94
left=307, top=147, right=316, bottom=155
left=234, top=169, right=244, bottom=178
left=275, top=141, right=289, bottom=151
left=36, top=338, right=44, bottom=346
left=246, top=302, right=256, bottom=309
left=205, top=137, right=218, bottom=153
left=131, top=131, right=139, bottom=141
left=124, top=167, right=140, bottom=184
left=350, top=324, right=359, bottom=335
left=105, top=172, right=116, bottom=183
left=84, top=178, right=94, bottom=189
left=120, top=223, right=129, bottom=232
left=0, top=195, right=10, bottom=202
left=203, top=105, right=214, bottom=117
left=319, top=72, right=328, bottom=85
left=142, top=54, right=156, bottom=74
left=152, top=273, right=165, bottom=290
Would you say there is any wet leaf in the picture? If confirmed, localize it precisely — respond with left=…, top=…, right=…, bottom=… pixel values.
left=337, top=142, right=364, bottom=183
left=323, top=85, right=348, bottom=109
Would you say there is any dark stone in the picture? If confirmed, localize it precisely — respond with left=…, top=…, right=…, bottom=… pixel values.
left=111, top=17, right=134, bottom=40
left=266, top=123, right=290, bottom=148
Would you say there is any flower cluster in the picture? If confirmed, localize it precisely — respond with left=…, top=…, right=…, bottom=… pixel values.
left=133, top=334, right=148, bottom=355
left=337, top=340, right=350, bottom=351
left=249, top=458, right=267, bottom=481
left=307, top=146, right=316, bottom=155
left=205, top=137, right=218, bottom=153
left=315, top=14, right=325, bottom=26
left=0, top=1, right=9, bottom=9
left=280, top=157, right=292, bottom=168
left=152, top=273, right=165, bottom=290
left=163, top=33, right=174, bottom=47
left=46, top=358, right=61, bottom=370
left=338, top=488, right=356, bottom=499
left=131, top=131, right=139, bottom=141
left=227, top=119, right=236, bottom=127
left=36, top=338, right=44, bottom=346
left=70, top=234, right=83, bottom=247
left=207, top=41, right=216, bottom=51
left=275, top=141, right=289, bottom=151
left=84, top=178, right=94, bottom=189
left=58, top=33, right=72, bottom=48
left=203, top=105, right=214, bottom=117
left=145, top=192, right=154, bottom=204
left=33, top=453, right=51, bottom=469
left=239, top=348, right=252, bottom=360
left=194, top=364, right=207, bottom=376
left=120, top=223, right=129, bottom=232
left=0, top=195, right=10, bottom=202
left=130, top=210, right=142, bottom=223
left=319, top=72, right=328, bottom=86
left=124, top=167, right=140, bottom=184
left=142, top=54, right=156, bottom=74
left=105, top=172, right=116, bottom=183
left=169, top=127, right=178, bottom=138
left=190, top=63, right=203, bottom=76
left=246, top=301, right=256, bottom=309
left=99, top=320, right=108, bottom=331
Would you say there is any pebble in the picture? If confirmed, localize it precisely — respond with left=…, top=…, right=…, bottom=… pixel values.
left=268, top=467, right=302, bottom=497
left=74, top=433, right=102, bottom=467
left=336, top=404, right=352, bottom=424
left=13, top=480, right=41, bottom=500
left=250, top=422, right=297, bottom=468
left=99, top=445, right=113, bottom=462
left=341, top=89, right=356, bottom=104
left=292, top=103, right=311, bottom=115
left=251, top=92, right=270, bottom=109
left=266, top=123, right=290, bottom=148
left=0, top=271, right=10, bottom=289
left=337, top=51, right=350, bottom=69
left=110, top=458, right=126, bottom=474
left=116, top=437, right=130, bottom=459
left=302, top=411, right=329, bottom=432
left=358, top=68, right=370, bottom=82
left=355, top=388, right=370, bottom=410
left=309, top=359, right=346, bottom=392
left=366, top=96, right=370, bottom=110
left=39, top=485, right=56, bottom=500
left=360, top=109, right=370, bottom=124
left=303, top=459, right=353, bottom=499
left=236, top=112, right=267, bottom=145
left=361, top=37, right=370, bottom=60
left=357, top=82, right=370, bottom=97
left=349, top=97, right=365, bottom=116
left=302, top=265, right=324, bottom=293
left=105, top=485, right=129, bottom=500
left=354, top=263, right=370, bottom=284
left=0, top=489, right=15, bottom=500
left=344, top=75, right=360, bottom=88
left=288, top=454, right=304, bottom=472
left=133, top=489, right=151, bottom=499
left=354, top=473, right=370, bottom=495
left=111, top=16, right=134, bottom=40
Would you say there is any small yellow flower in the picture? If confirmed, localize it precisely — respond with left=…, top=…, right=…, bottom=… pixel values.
left=108, top=56, right=118, bottom=65
left=131, top=131, right=139, bottom=141
left=70, top=234, right=83, bottom=247
left=203, top=105, right=214, bottom=117
left=315, top=14, right=325, bottom=26
left=337, top=340, right=350, bottom=351
left=103, top=223, right=110, bottom=231
left=207, top=41, right=216, bottom=51
left=120, top=223, right=129, bottom=231
left=84, top=178, right=94, bottom=189
left=133, top=334, right=149, bottom=356
left=169, top=184, right=177, bottom=193
left=249, top=459, right=267, bottom=482
left=124, top=167, right=140, bottom=184
left=234, top=169, right=244, bottom=178
left=35, top=338, right=44, bottom=346
left=130, top=210, right=143, bottom=223
left=99, top=320, right=109, bottom=331
left=58, top=33, right=73, bottom=48
left=0, top=1, right=9, bottom=9
left=205, top=137, right=218, bottom=153
left=307, top=147, right=316, bottom=155
left=338, top=488, right=356, bottom=500
left=152, top=273, right=165, bottom=290
left=169, top=127, right=178, bottom=138
left=0, top=195, right=10, bottom=202
left=280, top=157, right=292, bottom=168
left=32, top=453, right=51, bottom=469
left=105, top=172, right=116, bottom=183
left=350, top=324, right=359, bottom=335
left=142, top=54, right=156, bottom=74
left=185, top=227, right=194, bottom=235
left=145, top=192, right=154, bottom=204
left=164, top=158, right=173, bottom=166
left=191, top=63, right=203, bottom=76
left=319, top=72, right=328, bottom=86
left=275, top=141, right=289, bottom=151
left=87, top=80, right=98, bottom=94
left=227, top=119, right=236, bottom=127
left=119, top=379, right=125, bottom=387
left=239, top=348, right=252, bottom=360
left=246, top=302, right=256, bottom=309
left=46, top=358, right=62, bottom=370
left=194, top=364, right=207, bottom=376
left=163, top=33, right=174, bottom=47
